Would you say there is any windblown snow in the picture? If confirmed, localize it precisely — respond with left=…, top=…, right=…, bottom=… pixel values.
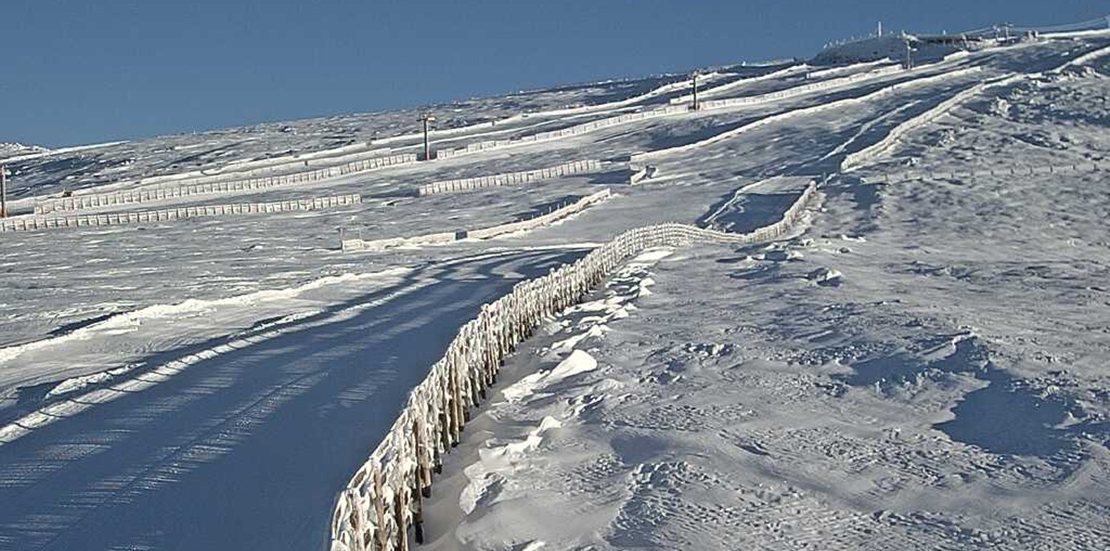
left=1, top=21, right=1109, bottom=551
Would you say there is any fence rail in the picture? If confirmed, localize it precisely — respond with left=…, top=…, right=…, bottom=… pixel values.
left=34, top=154, right=412, bottom=214
left=416, top=160, right=602, bottom=196
left=328, top=183, right=818, bottom=551
left=342, top=189, right=613, bottom=251
left=2, top=194, right=363, bottom=233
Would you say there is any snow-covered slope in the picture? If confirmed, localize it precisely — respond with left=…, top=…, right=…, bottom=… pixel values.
left=0, top=23, right=1109, bottom=551
left=416, top=32, right=1110, bottom=551
left=0, top=142, right=49, bottom=161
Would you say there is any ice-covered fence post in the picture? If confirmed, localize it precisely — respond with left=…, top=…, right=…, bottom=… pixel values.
left=556, top=268, right=569, bottom=311
left=533, top=280, right=544, bottom=325
left=473, top=308, right=489, bottom=397
left=372, top=470, right=389, bottom=551
left=522, top=284, right=535, bottom=339
left=497, top=302, right=508, bottom=371
left=339, top=489, right=363, bottom=551
left=469, top=322, right=485, bottom=404
left=443, top=358, right=458, bottom=446
left=413, top=415, right=431, bottom=499
left=410, top=428, right=427, bottom=543
left=486, top=305, right=500, bottom=385
left=510, top=289, right=523, bottom=344
left=449, top=345, right=466, bottom=424
left=435, top=368, right=451, bottom=458
left=491, top=301, right=507, bottom=381
left=393, top=479, right=408, bottom=551
left=448, top=360, right=462, bottom=445
left=463, top=329, right=478, bottom=406
left=521, top=283, right=534, bottom=338
left=419, top=387, right=439, bottom=479
left=493, top=302, right=506, bottom=373
left=460, top=326, right=479, bottom=410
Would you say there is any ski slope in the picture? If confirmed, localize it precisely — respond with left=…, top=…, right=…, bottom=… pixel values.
left=1, top=24, right=1109, bottom=551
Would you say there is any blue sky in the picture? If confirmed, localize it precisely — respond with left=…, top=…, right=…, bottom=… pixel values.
left=2, top=0, right=1106, bottom=147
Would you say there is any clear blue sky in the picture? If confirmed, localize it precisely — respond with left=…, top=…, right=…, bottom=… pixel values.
left=2, top=0, right=1105, bottom=147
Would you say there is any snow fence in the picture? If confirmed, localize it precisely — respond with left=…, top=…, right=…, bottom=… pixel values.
left=633, top=66, right=984, bottom=163
left=840, top=74, right=1023, bottom=172
left=434, top=106, right=691, bottom=161
left=692, top=64, right=906, bottom=110
left=433, top=65, right=894, bottom=163
left=866, top=160, right=1110, bottom=183
left=381, top=70, right=717, bottom=151
left=668, top=63, right=808, bottom=105
left=841, top=45, right=1110, bottom=174
left=341, top=189, right=612, bottom=251
left=514, top=71, right=720, bottom=119
left=367, top=72, right=715, bottom=153
left=1, top=194, right=363, bottom=233
left=448, top=62, right=900, bottom=166
left=1051, top=43, right=1110, bottom=73
left=329, top=183, right=818, bottom=551
left=416, top=159, right=602, bottom=196
left=34, top=154, right=413, bottom=214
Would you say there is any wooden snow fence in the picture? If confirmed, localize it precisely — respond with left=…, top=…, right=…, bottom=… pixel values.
left=839, top=73, right=1021, bottom=173
left=432, top=65, right=907, bottom=164
left=632, top=67, right=985, bottom=165
left=862, top=160, right=1110, bottom=184
left=1, top=194, right=363, bottom=233
left=434, top=106, right=690, bottom=161
left=415, top=159, right=602, bottom=196
left=328, top=183, right=818, bottom=551
left=34, top=154, right=413, bottom=214
left=692, top=64, right=906, bottom=110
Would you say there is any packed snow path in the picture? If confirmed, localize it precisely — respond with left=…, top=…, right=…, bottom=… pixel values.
left=0, top=249, right=582, bottom=551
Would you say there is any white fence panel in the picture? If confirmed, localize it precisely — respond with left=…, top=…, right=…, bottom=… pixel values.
left=3, top=194, right=363, bottom=233
left=417, top=159, right=603, bottom=196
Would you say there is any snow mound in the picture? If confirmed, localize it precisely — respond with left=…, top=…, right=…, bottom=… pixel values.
left=808, top=267, right=844, bottom=286
left=502, top=350, right=598, bottom=403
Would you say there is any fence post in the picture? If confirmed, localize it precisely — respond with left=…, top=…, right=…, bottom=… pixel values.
left=448, top=362, right=462, bottom=445
left=413, top=417, right=431, bottom=498
left=394, top=484, right=409, bottom=551
left=373, top=470, right=389, bottom=551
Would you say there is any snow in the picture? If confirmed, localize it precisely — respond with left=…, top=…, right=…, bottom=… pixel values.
left=421, top=33, right=1110, bottom=551
left=1, top=22, right=1109, bottom=551
left=0, top=142, right=50, bottom=161
left=502, top=345, right=599, bottom=404
left=813, top=35, right=960, bottom=66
